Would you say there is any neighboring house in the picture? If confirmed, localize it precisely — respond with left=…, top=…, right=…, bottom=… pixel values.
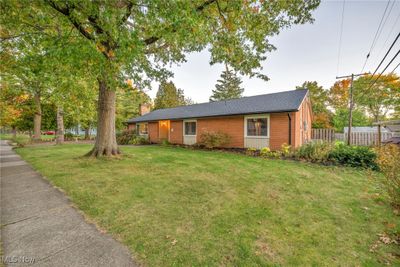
left=127, top=89, right=312, bottom=150
left=343, top=126, right=390, bottom=133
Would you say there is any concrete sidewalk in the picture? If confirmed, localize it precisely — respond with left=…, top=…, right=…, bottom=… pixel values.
left=0, top=140, right=136, bottom=267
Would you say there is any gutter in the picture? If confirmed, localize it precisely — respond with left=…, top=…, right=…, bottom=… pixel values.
left=128, top=109, right=300, bottom=124
left=287, top=113, right=292, bottom=146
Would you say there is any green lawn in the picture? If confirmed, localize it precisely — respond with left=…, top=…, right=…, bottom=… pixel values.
left=16, top=144, right=399, bottom=266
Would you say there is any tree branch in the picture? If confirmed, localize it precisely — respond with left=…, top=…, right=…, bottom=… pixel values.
left=45, top=0, right=96, bottom=42
left=143, top=0, right=217, bottom=46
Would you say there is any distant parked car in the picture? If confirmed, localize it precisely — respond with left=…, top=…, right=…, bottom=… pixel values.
left=43, top=131, right=55, bottom=135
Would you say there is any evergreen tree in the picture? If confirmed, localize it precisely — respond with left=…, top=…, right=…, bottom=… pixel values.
left=116, top=81, right=151, bottom=130
left=154, top=81, right=189, bottom=110
left=210, top=67, right=244, bottom=102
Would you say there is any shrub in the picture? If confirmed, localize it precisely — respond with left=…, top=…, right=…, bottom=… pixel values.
left=260, top=147, right=270, bottom=157
left=11, top=135, right=31, bottom=147
left=246, top=147, right=257, bottom=156
left=280, top=143, right=291, bottom=157
left=161, top=139, right=171, bottom=146
left=64, top=132, right=75, bottom=140
left=198, top=131, right=231, bottom=149
left=375, top=145, right=400, bottom=207
left=294, top=141, right=332, bottom=163
left=329, top=143, right=378, bottom=170
left=116, top=130, right=149, bottom=145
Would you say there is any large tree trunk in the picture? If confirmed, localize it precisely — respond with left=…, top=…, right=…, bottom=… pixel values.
left=33, top=92, right=41, bottom=141
left=86, top=77, right=120, bottom=157
left=56, top=106, right=64, bottom=145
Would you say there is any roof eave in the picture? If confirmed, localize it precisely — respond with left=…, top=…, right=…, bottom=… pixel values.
left=127, top=108, right=300, bottom=123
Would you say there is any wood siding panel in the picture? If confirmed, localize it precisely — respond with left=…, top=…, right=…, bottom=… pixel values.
left=170, top=120, right=183, bottom=144
left=197, top=116, right=244, bottom=148
left=148, top=122, right=159, bottom=143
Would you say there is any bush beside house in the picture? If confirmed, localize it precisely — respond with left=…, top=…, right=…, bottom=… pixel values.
left=116, top=130, right=149, bottom=145
left=376, top=144, right=400, bottom=207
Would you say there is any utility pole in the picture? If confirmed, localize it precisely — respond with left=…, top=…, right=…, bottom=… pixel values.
left=336, top=73, right=366, bottom=145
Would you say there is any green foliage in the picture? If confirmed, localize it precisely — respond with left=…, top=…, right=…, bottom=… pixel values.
left=376, top=145, right=400, bottom=207
left=295, top=141, right=333, bottom=163
left=161, top=139, right=171, bottom=146
left=246, top=147, right=257, bottom=156
left=198, top=131, right=231, bottom=149
left=64, top=132, right=76, bottom=140
left=209, top=66, right=244, bottom=101
left=116, top=83, right=151, bottom=130
left=295, top=142, right=377, bottom=169
left=154, top=81, right=190, bottom=110
left=332, top=108, right=369, bottom=132
left=280, top=143, right=291, bottom=157
left=353, top=74, right=400, bottom=122
left=10, top=135, right=31, bottom=147
left=329, top=143, right=378, bottom=170
left=1, top=0, right=320, bottom=154
left=116, top=130, right=149, bottom=145
left=296, top=81, right=332, bottom=128
left=259, top=147, right=270, bottom=157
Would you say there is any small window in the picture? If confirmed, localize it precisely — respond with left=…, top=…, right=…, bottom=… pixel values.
left=247, top=117, right=268, bottom=137
left=184, top=121, right=196, bottom=136
left=303, top=121, right=308, bottom=131
left=136, top=123, right=148, bottom=135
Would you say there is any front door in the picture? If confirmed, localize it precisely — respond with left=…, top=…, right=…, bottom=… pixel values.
left=159, top=120, right=170, bottom=142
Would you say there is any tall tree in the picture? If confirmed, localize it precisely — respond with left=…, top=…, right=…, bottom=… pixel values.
left=2, top=0, right=320, bottom=157
left=296, top=81, right=332, bottom=128
left=353, top=74, right=400, bottom=122
left=210, top=65, right=244, bottom=101
left=154, top=81, right=188, bottom=110
left=332, top=108, right=369, bottom=132
left=116, top=81, right=151, bottom=130
left=329, top=79, right=351, bottom=111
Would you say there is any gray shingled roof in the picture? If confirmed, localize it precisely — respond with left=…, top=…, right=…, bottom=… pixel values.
left=128, top=89, right=308, bottom=123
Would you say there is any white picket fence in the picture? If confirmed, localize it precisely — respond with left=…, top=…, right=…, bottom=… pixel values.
left=312, top=129, right=393, bottom=146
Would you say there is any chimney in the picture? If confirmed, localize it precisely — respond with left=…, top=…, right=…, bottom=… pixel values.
left=139, top=103, right=151, bottom=116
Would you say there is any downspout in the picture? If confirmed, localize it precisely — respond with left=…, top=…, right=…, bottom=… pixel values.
left=287, top=113, right=292, bottom=146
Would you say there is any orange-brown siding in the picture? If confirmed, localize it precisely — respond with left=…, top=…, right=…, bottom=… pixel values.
left=128, top=123, right=135, bottom=131
left=170, top=120, right=183, bottom=144
left=126, top=98, right=312, bottom=149
left=197, top=116, right=244, bottom=147
left=148, top=122, right=159, bottom=143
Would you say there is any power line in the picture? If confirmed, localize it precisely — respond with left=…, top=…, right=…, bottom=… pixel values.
left=390, top=61, right=400, bottom=74
left=368, top=49, right=400, bottom=89
left=336, top=0, right=346, bottom=76
left=370, top=32, right=400, bottom=77
left=375, top=8, right=400, bottom=65
left=361, top=0, right=392, bottom=73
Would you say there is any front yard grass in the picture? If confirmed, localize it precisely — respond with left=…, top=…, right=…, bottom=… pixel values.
left=16, top=144, right=399, bottom=266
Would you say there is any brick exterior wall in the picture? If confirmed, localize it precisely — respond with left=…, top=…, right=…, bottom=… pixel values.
left=170, top=120, right=183, bottom=144
left=197, top=116, right=244, bottom=147
left=126, top=99, right=312, bottom=149
left=128, top=123, right=135, bottom=131
left=270, top=113, right=290, bottom=150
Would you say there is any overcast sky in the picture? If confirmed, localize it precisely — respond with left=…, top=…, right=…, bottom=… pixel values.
left=148, top=0, right=400, bottom=103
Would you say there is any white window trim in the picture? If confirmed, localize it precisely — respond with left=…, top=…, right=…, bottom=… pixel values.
left=244, top=114, right=270, bottom=139
left=136, top=122, right=148, bottom=136
left=183, top=119, right=197, bottom=136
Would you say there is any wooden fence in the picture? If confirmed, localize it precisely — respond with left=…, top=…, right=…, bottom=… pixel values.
left=311, top=128, right=335, bottom=142
left=312, top=129, right=393, bottom=146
